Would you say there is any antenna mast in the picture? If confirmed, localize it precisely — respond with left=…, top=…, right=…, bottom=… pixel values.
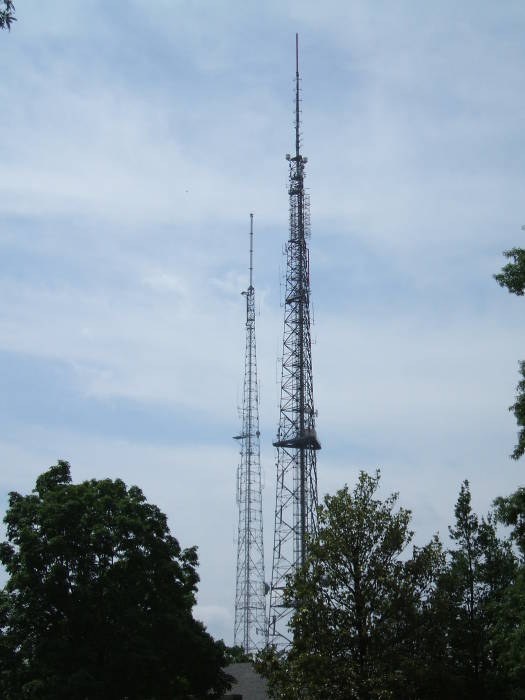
left=268, top=34, right=320, bottom=649
left=233, top=213, right=267, bottom=654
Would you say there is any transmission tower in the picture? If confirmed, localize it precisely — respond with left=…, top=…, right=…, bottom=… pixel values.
left=233, top=213, right=267, bottom=654
left=268, top=34, right=320, bottom=649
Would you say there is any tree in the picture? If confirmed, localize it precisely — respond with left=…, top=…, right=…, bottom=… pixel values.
left=436, top=481, right=517, bottom=699
left=0, top=1, right=16, bottom=30
left=494, top=246, right=525, bottom=458
left=0, top=461, right=232, bottom=699
left=494, top=248, right=525, bottom=296
left=490, top=569, right=525, bottom=700
left=492, top=487, right=525, bottom=698
left=494, top=486, right=525, bottom=557
left=221, top=644, right=253, bottom=664
left=507, top=363, right=525, bottom=460
left=257, top=471, right=444, bottom=700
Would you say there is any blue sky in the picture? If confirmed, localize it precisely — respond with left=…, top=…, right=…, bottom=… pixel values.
left=1, top=1, right=525, bottom=643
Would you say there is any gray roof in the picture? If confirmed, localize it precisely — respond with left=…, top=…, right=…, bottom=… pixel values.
left=223, top=662, right=269, bottom=700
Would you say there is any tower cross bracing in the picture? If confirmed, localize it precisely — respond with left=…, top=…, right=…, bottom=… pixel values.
left=233, top=214, right=267, bottom=654
left=268, top=34, right=320, bottom=650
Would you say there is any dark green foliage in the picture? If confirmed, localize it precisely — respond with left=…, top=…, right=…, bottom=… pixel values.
left=508, top=362, right=525, bottom=460
left=222, top=644, right=253, bottom=664
left=0, top=461, right=231, bottom=699
left=492, top=487, right=525, bottom=698
left=257, top=474, right=521, bottom=700
left=491, top=569, right=525, bottom=699
left=436, top=481, right=517, bottom=699
left=257, top=471, right=445, bottom=700
left=494, top=248, right=525, bottom=296
left=495, top=486, right=525, bottom=556
left=494, top=248, right=525, bottom=458
left=0, top=0, right=15, bottom=30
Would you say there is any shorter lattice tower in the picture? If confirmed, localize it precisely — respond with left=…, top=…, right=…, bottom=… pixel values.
left=233, top=214, right=267, bottom=654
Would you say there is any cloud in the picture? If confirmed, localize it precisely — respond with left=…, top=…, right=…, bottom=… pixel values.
left=141, top=269, right=190, bottom=298
left=194, top=605, right=233, bottom=642
left=1, top=1, right=525, bottom=645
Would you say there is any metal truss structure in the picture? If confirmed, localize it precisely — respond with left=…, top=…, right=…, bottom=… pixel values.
left=233, top=214, right=267, bottom=654
left=268, top=35, right=320, bottom=650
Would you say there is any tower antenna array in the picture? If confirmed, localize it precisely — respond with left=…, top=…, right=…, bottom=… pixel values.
left=233, top=213, right=267, bottom=654
left=268, top=34, right=320, bottom=649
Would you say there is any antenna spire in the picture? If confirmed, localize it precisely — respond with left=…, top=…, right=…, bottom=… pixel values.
left=295, top=33, right=300, bottom=158
left=249, top=213, right=254, bottom=289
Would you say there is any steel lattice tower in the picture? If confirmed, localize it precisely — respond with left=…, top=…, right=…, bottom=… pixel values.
left=233, top=214, right=267, bottom=654
left=268, top=35, right=320, bottom=649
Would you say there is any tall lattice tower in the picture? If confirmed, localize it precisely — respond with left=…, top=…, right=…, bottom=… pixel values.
left=233, top=213, right=267, bottom=654
left=268, top=35, right=320, bottom=649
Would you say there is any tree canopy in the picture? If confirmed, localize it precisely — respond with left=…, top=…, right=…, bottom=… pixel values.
left=494, top=245, right=525, bottom=458
left=435, top=480, right=517, bottom=698
left=0, top=461, right=232, bottom=699
left=257, top=471, right=444, bottom=700
left=495, top=486, right=525, bottom=556
left=257, top=473, right=522, bottom=700
left=0, top=1, right=15, bottom=30
left=492, top=486, right=525, bottom=694
left=494, top=247, right=525, bottom=296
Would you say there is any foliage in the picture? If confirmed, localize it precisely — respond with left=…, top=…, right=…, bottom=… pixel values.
left=257, top=471, right=445, bottom=700
left=257, top=474, right=522, bottom=700
left=491, top=569, right=525, bottom=699
left=492, top=487, right=525, bottom=698
left=0, top=461, right=232, bottom=699
left=221, top=643, right=254, bottom=664
left=436, top=480, right=517, bottom=699
left=0, top=0, right=15, bottom=30
left=495, top=486, right=525, bottom=556
left=494, top=247, right=525, bottom=296
left=494, top=247, right=525, bottom=458
left=506, top=362, right=525, bottom=460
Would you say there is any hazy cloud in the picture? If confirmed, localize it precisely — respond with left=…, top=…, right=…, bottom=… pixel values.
left=1, top=1, right=524, bottom=643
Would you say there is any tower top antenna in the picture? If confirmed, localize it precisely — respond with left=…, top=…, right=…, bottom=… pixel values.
left=249, top=213, right=254, bottom=290
left=295, top=33, right=300, bottom=159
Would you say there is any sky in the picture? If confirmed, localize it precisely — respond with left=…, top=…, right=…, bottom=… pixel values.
left=1, top=0, right=525, bottom=645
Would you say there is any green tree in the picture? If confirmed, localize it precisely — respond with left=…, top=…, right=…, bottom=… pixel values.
left=492, top=487, right=525, bottom=698
left=490, top=569, right=525, bottom=700
left=494, top=246, right=525, bottom=458
left=506, top=362, right=525, bottom=460
left=494, top=487, right=525, bottom=556
left=0, top=461, right=232, bottom=699
left=436, top=481, right=517, bottom=699
left=0, top=0, right=15, bottom=30
left=221, top=643, right=253, bottom=664
left=257, top=471, right=444, bottom=700
left=494, top=248, right=525, bottom=296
